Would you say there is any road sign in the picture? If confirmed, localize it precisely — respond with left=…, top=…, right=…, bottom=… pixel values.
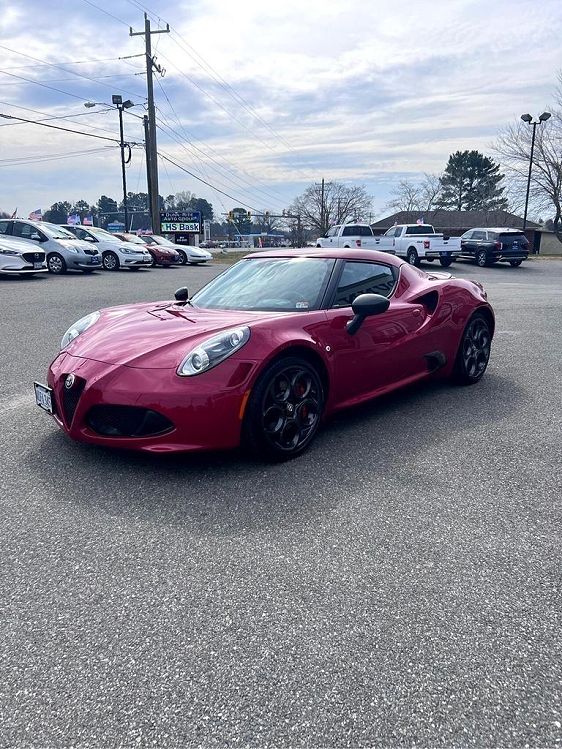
left=159, top=210, right=201, bottom=234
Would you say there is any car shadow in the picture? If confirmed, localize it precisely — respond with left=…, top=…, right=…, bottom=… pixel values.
left=31, top=369, right=522, bottom=536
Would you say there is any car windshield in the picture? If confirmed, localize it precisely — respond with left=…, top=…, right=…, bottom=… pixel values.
left=151, top=236, right=175, bottom=246
left=123, top=235, right=146, bottom=245
left=89, top=228, right=121, bottom=242
left=191, top=257, right=335, bottom=311
left=42, top=223, right=76, bottom=239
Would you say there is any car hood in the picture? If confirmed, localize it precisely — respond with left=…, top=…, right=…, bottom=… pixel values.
left=66, top=302, right=284, bottom=369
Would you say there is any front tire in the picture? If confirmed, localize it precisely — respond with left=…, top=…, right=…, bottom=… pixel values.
left=102, top=251, right=120, bottom=271
left=439, top=257, right=453, bottom=267
left=509, top=259, right=523, bottom=267
left=47, top=253, right=67, bottom=275
left=243, top=356, right=325, bottom=460
left=406, top=247, right=420, bottom=267
left=476, top=249, right=488, bottom=267
left=452, top=313, right=492, bottom=385
left=176, top=250, right=188, bottom=266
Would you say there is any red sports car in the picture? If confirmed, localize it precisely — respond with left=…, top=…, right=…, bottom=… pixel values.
left=34, top=249, right=494, bottom=459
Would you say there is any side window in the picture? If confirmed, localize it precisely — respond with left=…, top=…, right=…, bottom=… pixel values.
left=332, top=262, right=397, bottom=308
left=0, top=221, right=10, bottom=235
left=463, top=230, right=473, bottom=240
left=73, top=228, right=88, bottom=240
left=13, top=222, right=44, bottom=241
left=473, top=230, right=486, bottom=241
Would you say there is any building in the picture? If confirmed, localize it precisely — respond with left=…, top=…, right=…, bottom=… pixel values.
left=371, top=210, right=542, bottom=252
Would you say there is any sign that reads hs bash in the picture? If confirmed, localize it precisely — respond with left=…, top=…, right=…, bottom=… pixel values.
left=159, top=210, right=201, bottom=234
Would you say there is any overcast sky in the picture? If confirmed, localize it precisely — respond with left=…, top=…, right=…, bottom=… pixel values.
left=0, top=0, right=560, bottom=220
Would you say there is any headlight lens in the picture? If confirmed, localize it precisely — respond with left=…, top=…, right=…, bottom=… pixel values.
left=178, top=326, right=250, bottom=376
left=61, top=311, right=100, bottom=350
left=67, top=247, right=80, bottom=254
left=123, top=248, right=138, bottom=255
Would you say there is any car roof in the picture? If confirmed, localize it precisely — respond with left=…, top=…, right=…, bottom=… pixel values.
left=244, top=247, right=403, bottom=267
left=469, top=227, right=525, bottom=232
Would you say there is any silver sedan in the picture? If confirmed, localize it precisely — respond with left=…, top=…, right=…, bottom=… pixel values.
left=0, top=235, right=48, bottom=277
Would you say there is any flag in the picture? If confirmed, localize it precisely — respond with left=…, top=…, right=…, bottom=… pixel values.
left=10, top=208, right=17, bottom=219
left=67, top=214, right=81, bottom=225
left=83, top=215, right=93, bottom=226
left=28, top=208, right=42, bottom=221
left=416, top=217, right=424, bottom=225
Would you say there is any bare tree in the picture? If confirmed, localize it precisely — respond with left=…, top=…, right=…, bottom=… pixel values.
left=287, top=181, right=373, bottom=235
left=494, top=73, right=562, bottom=242
left=385, top=174, right=443, bottom=213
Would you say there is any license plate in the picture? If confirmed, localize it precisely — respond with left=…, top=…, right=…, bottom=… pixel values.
left=440, top=251, right=451, bottom=257
left=33, top=262, right=44, bottom=269
left=34, top=382, right=53, bottom=413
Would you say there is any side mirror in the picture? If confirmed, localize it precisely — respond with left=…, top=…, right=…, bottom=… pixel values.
left=83, top=235, right=95, bottom=242
left=174, top=286, right=189, bottom=302
left=346, top=293, right=390, bottom=335
left=30, top=233, right=42, bottom=241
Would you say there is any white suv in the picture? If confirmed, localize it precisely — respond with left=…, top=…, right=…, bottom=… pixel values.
left=62, top=225, right=152, bottom=271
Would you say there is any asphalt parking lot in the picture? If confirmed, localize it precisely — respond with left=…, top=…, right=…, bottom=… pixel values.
left=1, top=257, right=561, bottom=747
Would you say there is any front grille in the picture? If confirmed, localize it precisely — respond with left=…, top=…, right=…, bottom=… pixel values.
left=83, top=248, right=98, bottom=256
left=22, top=251, right=45, bottom=263
left=61, top=376, right=86, bottom=427
left=86, top=405, right=174, bottom=437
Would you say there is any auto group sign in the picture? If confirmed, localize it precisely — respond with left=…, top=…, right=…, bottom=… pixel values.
left=159, top=210, right=201, bottom=234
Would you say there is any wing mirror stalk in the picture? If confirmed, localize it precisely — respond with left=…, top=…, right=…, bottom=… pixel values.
left=346, top=293, right=390, bottom=335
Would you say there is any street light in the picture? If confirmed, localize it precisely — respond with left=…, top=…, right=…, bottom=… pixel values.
left=85, top=97, right=136, bottom=231
left=520, top=111, right=551, bottom=231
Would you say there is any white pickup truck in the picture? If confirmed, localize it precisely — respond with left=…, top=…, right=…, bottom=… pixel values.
left=316, top=223, right=392, bottom=251
left=373, top=224, right=461, bottom=267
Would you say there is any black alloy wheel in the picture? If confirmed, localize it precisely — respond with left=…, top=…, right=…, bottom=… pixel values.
left=47, top=253, right=67, bottom=274
left=476, top=249, right=488, bottom=267
left=406, top=248, right=420, bottom=267
left=176, top=250, right=188, bottom=266
left=244, top=356, right=325, bottom=460
left=509, top=259, right=523, bottom=267
left=102, top=251, right=120, bottom=271
left=452, top=313, right=492, bottom=385
left=439, top=257, right=453, bottom=267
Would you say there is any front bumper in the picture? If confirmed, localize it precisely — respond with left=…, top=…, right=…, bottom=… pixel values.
left=45, top=352, right=257, bottom=452
left=69, top=255, right=102, bottom=270
left=0, top=264, right=48, bottom=274
left=122, top=255, right=153, bottom=266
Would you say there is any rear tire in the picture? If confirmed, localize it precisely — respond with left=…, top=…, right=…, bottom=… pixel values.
left=102, top=251, right=120, bottom=271
left=47, top=253, right=67, bottom=275
left=439, top=257, right=453, bottom=267
left=406, top=248, right=420, bottom=267
left=452, top=312, right=492, bottom=385
left=476, top=249, right=488, bottom=267
left=509, top=259, right=523, bottom=267
left=243, top=356, right=325, bottom=461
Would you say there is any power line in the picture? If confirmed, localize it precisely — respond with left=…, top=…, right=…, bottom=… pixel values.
left=158, top=151, right=259, bottom=212
left=79, top=0, right=132, bottom=27
left=0, top=146, right=116, bottom=169
left=0, top=113, right=136, bottom=144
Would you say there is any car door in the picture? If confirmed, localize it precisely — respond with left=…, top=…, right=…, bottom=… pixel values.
left=471, top=230, right=487, bottom=258
left=323, top=260, right=430, bottom=406
left=460, top=230, right=474, bottom=256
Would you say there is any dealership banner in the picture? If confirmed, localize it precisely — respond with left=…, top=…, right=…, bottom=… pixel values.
left=159, top=210, right=201, bottom=234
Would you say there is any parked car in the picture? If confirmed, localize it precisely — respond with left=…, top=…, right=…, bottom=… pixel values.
left=0, top=219, right=101, bottom=274
left=135, top=234, right=182, bottom=267
left=459, top=228, right=530, bottom=267
left=316, top=223, right=384, bottom=250
left=0, top=235, right=48, bottom=277
left=155, top=237, right=212, bottom=266
left=62, top=225, right=152, bottom=271
left=34, top=248, right=494, bottom=461
left=373, top=224, right=461, bottom=267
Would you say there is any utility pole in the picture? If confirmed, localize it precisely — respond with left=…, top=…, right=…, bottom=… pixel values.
left=320, top=177, right=325, bottom=235
left=130, top=14, right=169, bottom=232
left=143, top=114, right=152, bottom=223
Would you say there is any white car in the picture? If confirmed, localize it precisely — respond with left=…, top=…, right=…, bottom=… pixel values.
left=62, top=225, right=152, bottom=271
left=0, top=235, right=48, bottom=277
left=163, top=240, right=212, bottom=265
left=0, top=219, right=102, bottom=274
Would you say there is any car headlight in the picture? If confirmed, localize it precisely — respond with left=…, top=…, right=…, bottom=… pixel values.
left=123, top=248, right=138, bottom=255
left=61, top=311, right=100, bottom=350
left=67, top=247, right=80, bottom=254
left=177, top=326, right=250, bottom=376
left=0, top=249, right=19, bottom=256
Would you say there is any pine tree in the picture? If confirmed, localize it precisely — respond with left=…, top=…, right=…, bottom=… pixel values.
left=439, top=151, right=507, bottom=211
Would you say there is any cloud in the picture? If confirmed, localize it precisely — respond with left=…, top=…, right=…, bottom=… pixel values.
left=0, top=0, right=560, bottom=219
